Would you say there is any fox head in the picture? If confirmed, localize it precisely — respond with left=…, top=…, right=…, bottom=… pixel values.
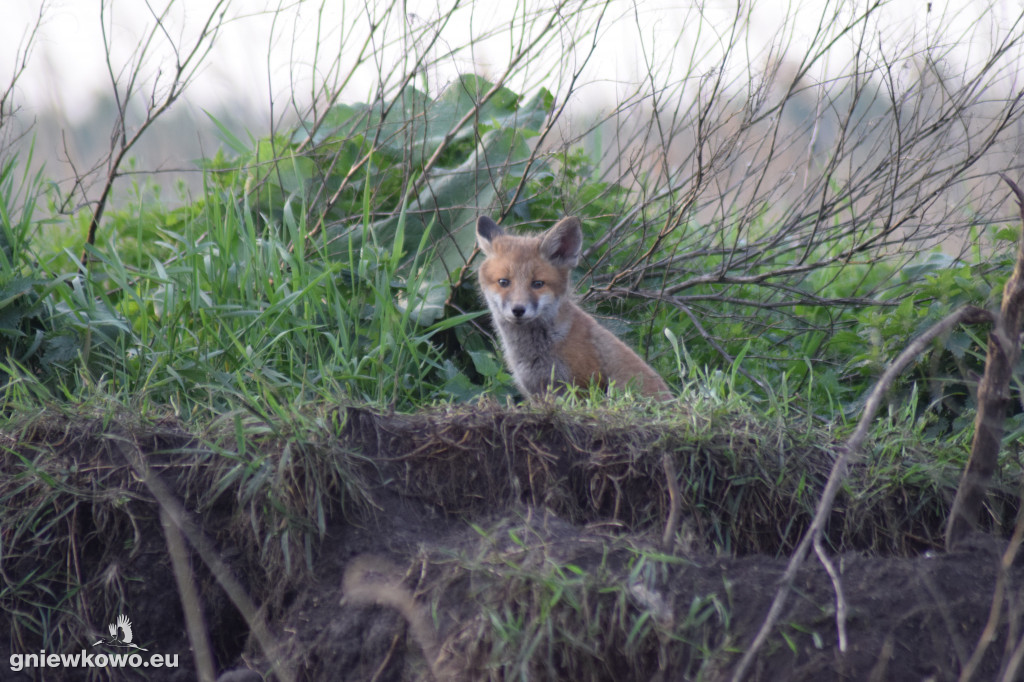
left=476, top=216, right=582, bottom=324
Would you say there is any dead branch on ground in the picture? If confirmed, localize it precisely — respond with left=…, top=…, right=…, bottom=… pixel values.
left=946, top=176, right=1024, bottom=550
left=112, top=432, right=298, bottom=682
left=729, top=301, right=992, bottom=682
left=160, top=506, right=217, bottom=682
left=341, top=555, right=456, bottom=682
left=732, top=174, right=1024, bottom=680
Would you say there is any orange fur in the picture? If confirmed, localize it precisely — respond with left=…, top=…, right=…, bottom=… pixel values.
left=476, top=215, right=671, bottom=399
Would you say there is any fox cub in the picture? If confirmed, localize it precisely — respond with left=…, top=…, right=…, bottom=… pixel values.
left=476, top=215, right=671, bottom=399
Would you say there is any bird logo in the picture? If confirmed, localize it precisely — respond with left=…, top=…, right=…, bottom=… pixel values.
left=92, top=614, right=149, bottom=651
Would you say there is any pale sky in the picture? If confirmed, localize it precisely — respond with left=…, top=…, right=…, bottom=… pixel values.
left=3, top=0, right=1008, bottom=127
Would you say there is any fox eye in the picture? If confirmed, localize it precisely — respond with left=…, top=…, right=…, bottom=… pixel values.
left=531, top=280, right=545, bottom=289
left=497, top=278, right=510, bottom=287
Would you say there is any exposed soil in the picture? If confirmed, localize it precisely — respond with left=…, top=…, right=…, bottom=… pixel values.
left=1, top=402, right=1022, bottom=681
left=273, top=496, right=1015, bottom=682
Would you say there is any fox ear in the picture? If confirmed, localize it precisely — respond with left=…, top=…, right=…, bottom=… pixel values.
left=540, top=217, right=582, bottom=268
left=476, top=216, right=504, bottom=255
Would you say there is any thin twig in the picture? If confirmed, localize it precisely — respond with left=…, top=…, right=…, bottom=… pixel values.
left=112, top=434, right=297, bottom=682
left=813, top=533, right=847, bottom=653
left=961, top=507, right=1024, bottom=682
left=143, top=471, right=297, bottom=682
left=79, top=1, right=228, bottom=268
left=160, top=507, right=217, bottom=682
left=661, top=452, right=681, bottom=550
left=730, top=303, right=992, bottom=682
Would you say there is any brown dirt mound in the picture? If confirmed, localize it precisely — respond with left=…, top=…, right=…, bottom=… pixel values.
left=0, top=400, right=1020, bottom=681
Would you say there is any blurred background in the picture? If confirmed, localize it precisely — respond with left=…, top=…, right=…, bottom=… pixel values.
left=6, top=1, right=1018, bottom=209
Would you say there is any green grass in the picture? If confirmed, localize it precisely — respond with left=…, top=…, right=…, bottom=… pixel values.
left=0, top=365, right=1014, bottom=678
left=0, top=74, right=1019, bottom=470
left=3, top=187, right=482, bottom=419
left=4, top=5, right=1024, bottom=678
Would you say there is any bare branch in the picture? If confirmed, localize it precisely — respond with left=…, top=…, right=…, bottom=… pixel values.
left=946, top=174, right=1024, bottom=550
left=78, top=0, right=230, bottom=268
left=0, top=2, right=45, bottom=151
left=960, top=507, right=1024, bottom=682
left=730, top=302, right=992, bottom=682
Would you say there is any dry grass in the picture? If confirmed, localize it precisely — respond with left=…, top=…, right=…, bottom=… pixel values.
left=0, top=402, right=369, bottom=660
left=0, top=397, right=1017, bottom=679
left=342, top=397, right=1009, bottom=556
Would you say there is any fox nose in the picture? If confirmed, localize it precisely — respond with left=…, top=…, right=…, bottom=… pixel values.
left=511, top=305, right=526, bottom=318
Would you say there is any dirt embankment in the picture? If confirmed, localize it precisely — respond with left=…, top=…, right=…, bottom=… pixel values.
left=1, top=400, right=1020, bottom=681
